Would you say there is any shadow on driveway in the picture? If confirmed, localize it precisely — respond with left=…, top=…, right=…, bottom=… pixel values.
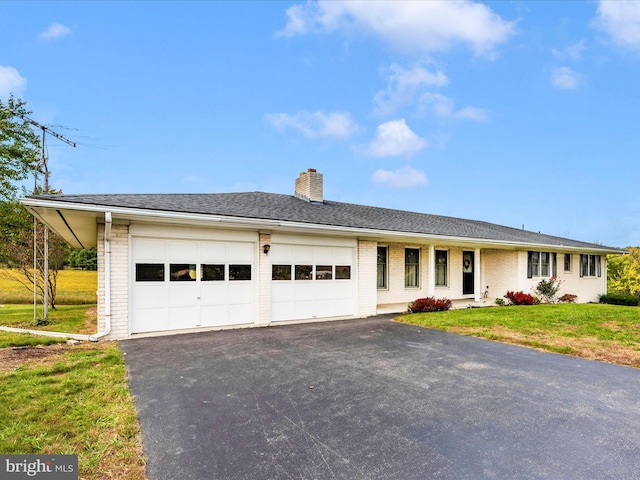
left=120, top=316, right=640, bottom=479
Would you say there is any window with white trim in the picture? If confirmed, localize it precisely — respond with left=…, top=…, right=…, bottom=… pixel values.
left=527, top=251, right=556, bottom=278
left=580, top=254, right=601, bottom=278
left=405, top=248, right=420, bottom=288
left=435, top=250, right=448, bottom=287
left=377, top=247, right=388, bottom=289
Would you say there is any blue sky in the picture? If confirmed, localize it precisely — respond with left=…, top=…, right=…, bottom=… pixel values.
left=2, top=1, right=639, bottom=248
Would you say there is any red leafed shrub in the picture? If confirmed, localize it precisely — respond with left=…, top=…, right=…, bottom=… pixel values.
left=408, top=297, right=452, bottom=313
left=504, top=291, right=536, bottom=306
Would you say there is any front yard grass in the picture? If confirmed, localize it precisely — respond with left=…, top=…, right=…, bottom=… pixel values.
left=0, top=305, right=145, bottom=479
left=0, top=342, right=146, bottom=479
left=398, top=303, right=640, bottom=368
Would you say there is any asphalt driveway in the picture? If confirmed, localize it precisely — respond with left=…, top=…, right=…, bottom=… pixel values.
left=120, top=316, right=640, bottom=479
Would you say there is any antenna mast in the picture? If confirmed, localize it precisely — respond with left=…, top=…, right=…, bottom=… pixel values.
left=3, top=106, right=76, bottom=322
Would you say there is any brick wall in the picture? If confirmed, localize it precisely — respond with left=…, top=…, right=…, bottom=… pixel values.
left=357, top=240, right=377, bottom=316
left=97, top=222, right=129, bottom=340
left=258, top=232, right=271, bottom=324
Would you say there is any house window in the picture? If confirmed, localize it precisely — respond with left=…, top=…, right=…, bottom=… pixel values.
left=170, top=264, right=196, bottom=281
left=136, top=263, right=164, bottom=282
left=540, top=252, right=550, bottom=277
left=527, top=251, right=554, bottom=278
left=405, top=248, right=420, bottom=288
left=201, top=264, right=224, bottom=281
left=229, top=265, right=251, bottom=280
left=580, top=255, right=601, bottom=278
left=336, top=266, right=351, bottom=280
left=377, top=247, right=388, bottom=289
left=564, top=254, right=572, bottom=272
left=272, top=265, right=291, bottom=280
left=435, top=250, right=448, bottom=287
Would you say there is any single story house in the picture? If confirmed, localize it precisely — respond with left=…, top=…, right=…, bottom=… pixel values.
left=21, top=169, right=624, bottom=340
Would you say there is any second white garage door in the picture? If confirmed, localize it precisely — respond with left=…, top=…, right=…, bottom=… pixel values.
left=270, top=241, right=357, bottom=322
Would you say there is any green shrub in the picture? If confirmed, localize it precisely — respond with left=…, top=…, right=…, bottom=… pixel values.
left=535, top=277, right=562, bottom=303
left=495, top=298, right=505, bottom=306
left=598, top=293, right=640, bottom=306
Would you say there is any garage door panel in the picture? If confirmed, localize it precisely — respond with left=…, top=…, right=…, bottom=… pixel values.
left=134, top=285, right=169, bottom=309
left=293, top=300, right=315, bottom=319
left=134, top=239, right=166, bottom=262
left=228, top=283, right=253, bottom=302
left=200, top=284, right=229, bottom=306
left=228, top=303, right=254, bottom=322
left=168, top=240, right=197, bottom=261
left=200, top=305, right=229, bottom=326
left=133, top=308, right=169, bottom=333
left=169, top=306, right=199, bottom=330
left=199, top=241, right=226, bottom=261
left=227, top=243, right=253, bottom=262
left=169, top=284, right=199, bottom=307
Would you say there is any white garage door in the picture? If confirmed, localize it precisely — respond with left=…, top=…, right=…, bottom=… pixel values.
left=132, top=237, right=255, bottom=334
left=270, top=243, right=356, bottom=322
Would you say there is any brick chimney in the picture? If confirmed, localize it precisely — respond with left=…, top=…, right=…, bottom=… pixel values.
left=294, top=168, right=323, bottom=203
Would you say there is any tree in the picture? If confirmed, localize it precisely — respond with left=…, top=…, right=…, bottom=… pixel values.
left=608, top=247, right=640, bottom=296
left=0, top=197, right=70, bottom=311
left=68, top=248, right=97, bottom=271
left=0, top=94, right=41, bottom=201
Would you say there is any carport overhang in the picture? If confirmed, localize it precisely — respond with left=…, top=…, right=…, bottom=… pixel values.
left=19, top=197, right=626, bottom=255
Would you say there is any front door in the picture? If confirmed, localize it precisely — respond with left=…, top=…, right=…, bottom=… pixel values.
left=462, top=251, right=474, bottom=295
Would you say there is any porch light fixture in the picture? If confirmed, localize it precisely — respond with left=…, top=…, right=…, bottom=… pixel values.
left=263, top=244, right=271, bottom=255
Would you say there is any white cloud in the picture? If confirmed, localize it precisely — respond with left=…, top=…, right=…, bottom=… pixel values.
left=40, top=22, right=72, bottom=40
left=265, top=110, right=361, bottom=139
left=364, top=119, right=427, bottom=157
left=419, top=93, right=487, bottom=122
left=552, top=67, right=586, bottom=90
left=372, top=166, right=428, bottom=188
left=552, top=40, right=586, bottom=60
left=595, top=0, right=640, bottom=50
left=374, top=63, right=449, bottom=115
left=0, top=66, right=27, bottom=100
left=278, top=1, right=516, bottom=57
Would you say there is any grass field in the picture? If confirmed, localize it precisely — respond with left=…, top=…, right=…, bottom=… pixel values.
left=399, top=303, right=640, bottom=368
left=0, top=268, right=97, bottom=305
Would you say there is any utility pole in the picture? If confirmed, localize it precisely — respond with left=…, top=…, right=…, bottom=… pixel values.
left=3, top=107, right=76, bottom=321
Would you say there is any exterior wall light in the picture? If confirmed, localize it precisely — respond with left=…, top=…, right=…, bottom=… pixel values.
left=263, top=244, right=271, bottom=255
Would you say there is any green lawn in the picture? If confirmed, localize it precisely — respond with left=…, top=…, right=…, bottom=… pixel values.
left=398, top=303, right=640, bottom=368
left=0, top=342, right=146, bottom=479
left=0, top=304, right=96, bottom=348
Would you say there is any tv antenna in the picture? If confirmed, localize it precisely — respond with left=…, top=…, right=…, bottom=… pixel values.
left=3, top=106, right=76, bottom=322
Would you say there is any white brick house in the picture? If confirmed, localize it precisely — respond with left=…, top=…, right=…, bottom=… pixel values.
left=21, top=169, right=623, bottom=340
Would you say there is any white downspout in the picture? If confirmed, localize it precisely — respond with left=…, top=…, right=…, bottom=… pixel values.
left=89, top=211, right=112, bottom=341
left=0, top=212, right=113, bottom=342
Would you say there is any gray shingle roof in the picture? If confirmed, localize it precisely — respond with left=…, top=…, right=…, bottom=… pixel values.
left=30, top=191, right=622, bottom=251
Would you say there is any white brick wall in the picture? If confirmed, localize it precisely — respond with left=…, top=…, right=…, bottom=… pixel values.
left=97, top=223, right=129, bottom=340
left=258, top=232, right=271, bottom=324
left=357, top=240, right=377, bottom=316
